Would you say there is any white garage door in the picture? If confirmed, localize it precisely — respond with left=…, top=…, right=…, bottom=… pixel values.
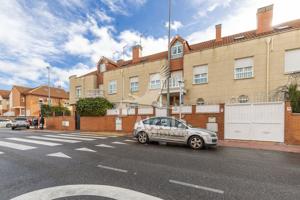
left=225, top=102, right=284, bottom=142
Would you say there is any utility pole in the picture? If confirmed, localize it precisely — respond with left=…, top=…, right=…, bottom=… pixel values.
left=178, top=80, right=184, bottom=120
left=46, top=66, right=51, bottom=106
left=166, top=0, right=171, bottom=116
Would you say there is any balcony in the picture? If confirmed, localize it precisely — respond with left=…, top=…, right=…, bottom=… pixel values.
left=161, top=77, right=186, bottom=94
left=86, top=89, right=104, bottom=98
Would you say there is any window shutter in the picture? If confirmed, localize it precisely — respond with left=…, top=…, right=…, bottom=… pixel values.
left=193, top=65, right=208, bottom=74
left=235, top=57, right=253, bottom=68
left=285, top=49, right=300, bottom=73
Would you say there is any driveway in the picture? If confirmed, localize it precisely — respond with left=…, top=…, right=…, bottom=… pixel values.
left=0, top=128, right=299, bottom=200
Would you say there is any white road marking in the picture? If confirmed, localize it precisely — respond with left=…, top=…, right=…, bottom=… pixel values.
left=7, top=138, right=61, bottom=147
left=0, top=151, right=3, bottom=154
left=112, top=141, right=127, bottom=145
left=109, top=135, right=119, bottom=138
left=75, top=148, right=96, bottom=152
left=169, top=179, right=224, bottom=194
left=70, top=133, right=110, bottom=138
left=47, top=152, right=71, bottom=159
left=0, top=141, right=36, bottom=150
left=28, top=136, right=81, bottom=143
left=124, top=139, right=136, bottom=142
left=10, top=184, right=163, bottom=200
left=96, top=144, right=115, bottom=148
left=59, top=134, right=107, bottom=139
left=97, top=164, right=128, bottom=173
left=45, top=135, right=95, bottom=141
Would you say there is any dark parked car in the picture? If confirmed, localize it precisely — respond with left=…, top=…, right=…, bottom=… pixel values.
left=11, top=117, right=30, bottom=130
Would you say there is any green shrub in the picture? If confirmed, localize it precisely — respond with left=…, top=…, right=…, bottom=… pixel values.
left=288, top=84, right=300, bottom=113
left=41, top=104, right=71, bottom=117
left=76, top=97, right=113, bottom=116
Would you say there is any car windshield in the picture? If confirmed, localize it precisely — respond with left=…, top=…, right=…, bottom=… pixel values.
left=15, top=118, right=26, bottom=121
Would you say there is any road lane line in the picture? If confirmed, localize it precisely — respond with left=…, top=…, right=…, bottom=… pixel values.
left=0, top=141, right=36, bottom=150
left=28, top=136, right=81, bottom=143
left=96, top=144, right=115, bottom=148
left=45, top=135, right=95, bottom=141
left=70, top=133, right=110, bottom=138
left=47, top=152, right=71, bottom=159
left=169, top=180, right=224, bottom=194
left=0, top=151, right=3, bottom=154
left=75, top=148, right=96, bottom=152
left=7, top=138, right=61, bottom=147
left=112, top=141, right=127, bottom=145
left=59, top=134, right=107, bottom=139
left=124, top=139, right=136, bottom=142
left=97, top=164, right=128, bottom=173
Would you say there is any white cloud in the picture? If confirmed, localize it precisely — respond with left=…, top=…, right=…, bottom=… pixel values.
left=165, top=21, right=183, bottom=31
left=101, top=0, right=147, bottom=15
left=95, top=10, right=114, bottom=23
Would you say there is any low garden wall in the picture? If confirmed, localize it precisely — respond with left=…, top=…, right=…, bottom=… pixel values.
left=285, top=102, right=300, bottom=145
left=46, top=116, right=75, bottom=131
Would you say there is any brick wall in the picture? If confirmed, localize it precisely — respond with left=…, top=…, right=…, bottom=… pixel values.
left=46, top=116, right=75, bottom=131
left=285, top=102, right=300, bottom=145
left=78, top=105, right=224, bottom=138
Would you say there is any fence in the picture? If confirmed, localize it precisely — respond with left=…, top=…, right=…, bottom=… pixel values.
left=44, top=102, right=300, bottom=145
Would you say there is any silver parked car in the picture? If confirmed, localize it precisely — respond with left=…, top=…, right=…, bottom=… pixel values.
left=133, top=117, right=218, bottom=149
left=0, top=119, right=12, bottom=128
left=11, top=117, right=30, bottom=130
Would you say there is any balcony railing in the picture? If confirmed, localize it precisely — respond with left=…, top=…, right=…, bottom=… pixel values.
left=161, top=77, right=185, bottom=94
left=86, top=89, right=104, bottom=98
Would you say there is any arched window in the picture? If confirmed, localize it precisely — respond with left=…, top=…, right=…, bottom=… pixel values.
left=238, top=95, right=249, bottom=103
left=196, top=98, right=205, bottom=105
left=171, top=41, right=183, bottom=59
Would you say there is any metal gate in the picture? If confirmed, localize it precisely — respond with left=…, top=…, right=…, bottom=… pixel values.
left=225, top=102, right=284, bottom=142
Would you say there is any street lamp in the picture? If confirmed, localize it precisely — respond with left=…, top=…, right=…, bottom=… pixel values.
left=46, top=66, right=51, bottom=106
left=166, top=0, right=171, bottom=116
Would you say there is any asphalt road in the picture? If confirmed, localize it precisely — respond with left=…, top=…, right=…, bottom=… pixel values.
left=0, top=128, right=300, bottom=200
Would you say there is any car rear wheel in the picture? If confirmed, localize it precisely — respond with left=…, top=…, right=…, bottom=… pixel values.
left=137, top=132, right=149, bottom=144
left=6, top=124, right=11, bottom=128
left=188, top=136, right=204, bottom=150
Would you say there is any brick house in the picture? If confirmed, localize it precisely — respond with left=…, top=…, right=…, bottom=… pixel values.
left=0, top=90, right=10, bottom=116
left=9, top=85, right=69, bottom=117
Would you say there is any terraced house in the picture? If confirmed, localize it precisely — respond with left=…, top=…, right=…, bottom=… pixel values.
left=70, top=5, right=300, bottom=107
left=0, top=90, right=10, bottom=116
left=9, top=85, right=69, bottom=117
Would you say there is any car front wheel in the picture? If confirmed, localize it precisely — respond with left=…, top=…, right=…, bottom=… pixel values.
left=137, top=132, right=149, bottom=144
left=188, top=136, right=204, bottom=150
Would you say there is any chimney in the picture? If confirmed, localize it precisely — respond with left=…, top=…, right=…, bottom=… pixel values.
left=132, top=45, right=142, bottom=64
left=256, top=5, right=273, bottom=34
left=215, top=24, right=222, bottom=42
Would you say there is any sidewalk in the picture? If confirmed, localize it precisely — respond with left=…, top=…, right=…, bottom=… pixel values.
left=219, top=140, right=300, bottom=153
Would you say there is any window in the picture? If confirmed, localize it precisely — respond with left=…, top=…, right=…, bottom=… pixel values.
left=108, top=80, right=117, bottom=94
left=234, top=57, right=254, bottom=79
left=76, top=86, right=82, bottom=98
left=238, top=95, right=249, bottom=103
left=149, top=73, right=161, bottom=89
left=130, top=76, right=139, bottom=92
left=171, top=41, right=183, bottom=59
left=285, top=49, right=300, bottom=73
left=196, top=98, right=205, bottom=105
left=99, top=64, right=106, bottom=73
left=193, top=65, right=208, bottom=84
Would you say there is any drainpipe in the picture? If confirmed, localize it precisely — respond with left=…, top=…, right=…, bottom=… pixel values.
left=265, top=38, right=272, bottom=101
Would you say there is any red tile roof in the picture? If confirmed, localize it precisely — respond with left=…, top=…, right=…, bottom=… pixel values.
left=78, top=19, right=300, bottom=76
left=13, top=85, right=69, bottom=99
left=0, top=90, right=10, bottom=99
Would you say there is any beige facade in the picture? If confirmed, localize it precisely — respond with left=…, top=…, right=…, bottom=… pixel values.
left=69, top=5, right=300, bottom=107
left=184, top=29, right=300, bottom=104
left=69, top=74, right=98, bottom=105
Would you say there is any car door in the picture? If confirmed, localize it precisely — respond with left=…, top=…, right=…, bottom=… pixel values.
left=157, top=117, right=172, bottom=141
left=171, top=119, right=188, bottom=142
left=144, top=117, right=161, bottom=141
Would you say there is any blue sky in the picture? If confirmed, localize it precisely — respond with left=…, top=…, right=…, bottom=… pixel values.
left=0, top=0, right=299, bottom=90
